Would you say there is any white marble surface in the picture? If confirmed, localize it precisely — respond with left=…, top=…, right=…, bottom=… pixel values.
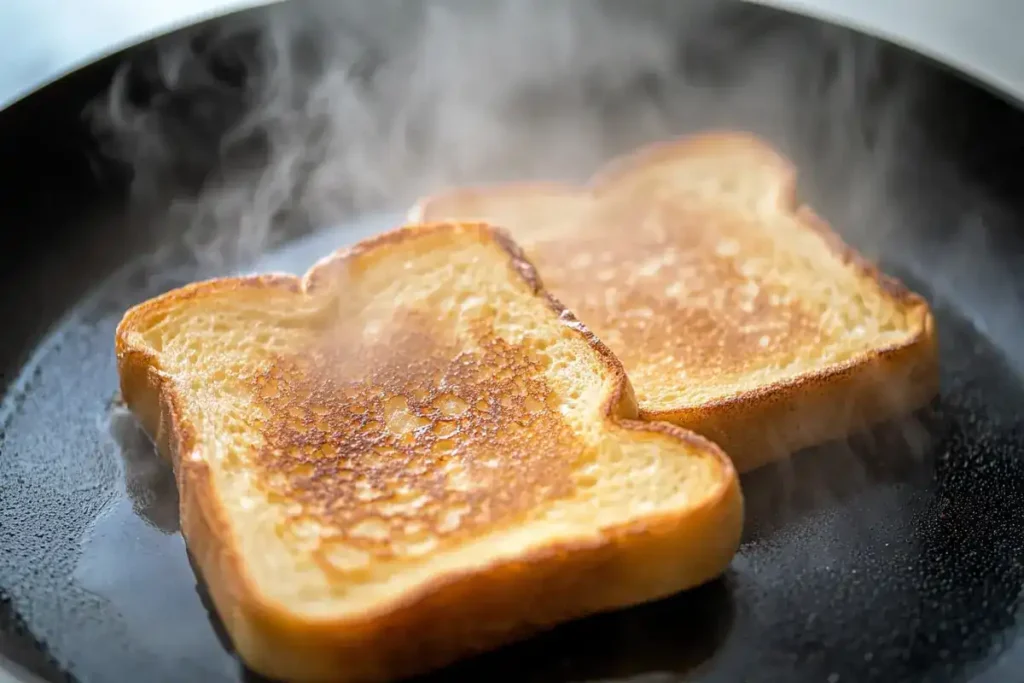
left=0, top=0, right=278, bottom=110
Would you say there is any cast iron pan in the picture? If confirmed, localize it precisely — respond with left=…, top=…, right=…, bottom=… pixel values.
left=2, top=3, right=1024, bottom=682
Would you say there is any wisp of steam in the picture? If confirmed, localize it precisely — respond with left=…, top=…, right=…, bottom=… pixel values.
left=88, top=0, right=943, bottom=270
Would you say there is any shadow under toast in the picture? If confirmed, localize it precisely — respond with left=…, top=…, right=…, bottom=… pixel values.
left=221, top=568, right=736, bottom=683
left=108, top=399, right=181, bottom=534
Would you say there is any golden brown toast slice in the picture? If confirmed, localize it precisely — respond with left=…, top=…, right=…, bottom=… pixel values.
left=115, top=222, right=743, bottom=683
left=410, top=132, right=939, bottom=472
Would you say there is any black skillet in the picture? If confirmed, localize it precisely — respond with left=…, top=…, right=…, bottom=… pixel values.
left=2, top=2, right=1024, bottom=682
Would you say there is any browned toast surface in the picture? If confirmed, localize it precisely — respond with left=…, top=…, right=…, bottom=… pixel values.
left=410, top=132, right=938, bottom=471
left=253, top=308, right=601, bottom=561
left=115, top=222, right=743, bottom=683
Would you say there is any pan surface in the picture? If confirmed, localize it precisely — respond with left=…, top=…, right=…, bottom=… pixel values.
left=2, top=4, right=1024, bottom=683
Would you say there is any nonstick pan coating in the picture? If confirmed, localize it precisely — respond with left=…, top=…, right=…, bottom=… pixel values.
left=2, top=7, right=1024, bottom=683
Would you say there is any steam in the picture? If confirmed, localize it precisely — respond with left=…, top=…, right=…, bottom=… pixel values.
left=87, top=0, right=930, bottom=272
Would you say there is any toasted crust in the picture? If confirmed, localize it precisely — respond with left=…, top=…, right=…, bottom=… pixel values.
left=409, top=132, right=940, bottom=472
left=115, top=222, right=743, bottom=683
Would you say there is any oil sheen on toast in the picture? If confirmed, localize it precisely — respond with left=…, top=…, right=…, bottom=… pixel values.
left=114, top=222, right=743, bottom=683
left=409, top=132, right=939, bottom=472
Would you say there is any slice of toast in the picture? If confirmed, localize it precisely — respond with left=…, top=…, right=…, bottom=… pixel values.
left=409, top=132, right=939, bottom=472
left=115, top=222, right=743, bottom=683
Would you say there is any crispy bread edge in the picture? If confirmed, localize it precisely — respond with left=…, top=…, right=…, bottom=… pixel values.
left=115, top=222, right=743, bottom=683
left=409, top=132, right=940, bottom=472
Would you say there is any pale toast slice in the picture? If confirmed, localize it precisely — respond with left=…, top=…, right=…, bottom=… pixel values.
left=115, top=222, right=743, bottom=683
left=410, top=132, right=939, bottom=472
